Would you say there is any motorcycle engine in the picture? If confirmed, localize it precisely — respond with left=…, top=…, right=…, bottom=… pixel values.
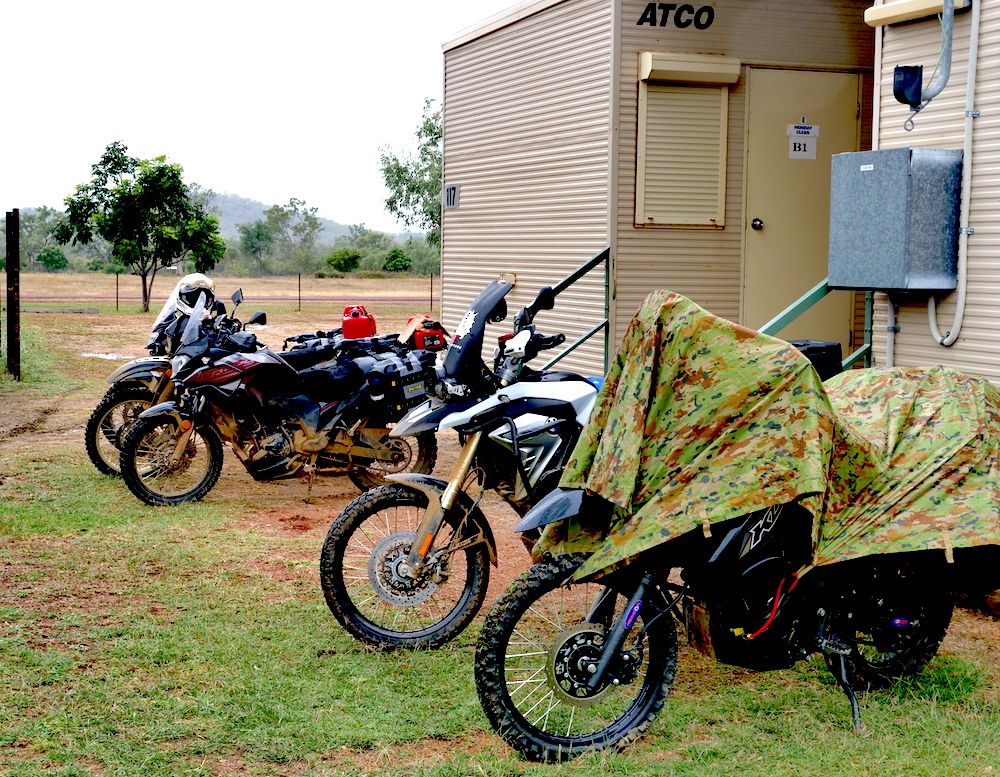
left=682, top=503, right=815, bottom=671
left=245, top=427, right=296, bottom=479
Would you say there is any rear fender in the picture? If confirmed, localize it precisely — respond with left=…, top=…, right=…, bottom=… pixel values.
left=385, top=473, right=498, bottom=566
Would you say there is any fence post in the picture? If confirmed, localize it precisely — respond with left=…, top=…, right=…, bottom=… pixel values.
left=5, top=209, right=21, bottom=380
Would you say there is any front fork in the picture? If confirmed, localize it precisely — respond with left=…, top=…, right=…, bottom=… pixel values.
left=586, top=571, right=656, bottom=690
left=152, top=373, right=175, bottom=405
left=167, top=394, right=204, bottom=466
left=399, top=431, right=483, bottom=579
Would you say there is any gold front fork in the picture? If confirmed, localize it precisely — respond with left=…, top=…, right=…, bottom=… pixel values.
left=402, top=431, right=483, bottom=577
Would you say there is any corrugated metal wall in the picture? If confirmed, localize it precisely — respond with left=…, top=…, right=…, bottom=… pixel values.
left=442, top=0, right=613, bottom=376
left=613, top=0, right=874, bottom=344
left=872, top=0, right=1000, bottom=383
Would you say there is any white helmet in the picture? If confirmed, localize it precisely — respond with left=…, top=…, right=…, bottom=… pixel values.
left=175, top=273, right=216, bottom=315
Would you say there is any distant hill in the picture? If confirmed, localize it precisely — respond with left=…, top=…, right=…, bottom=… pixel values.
left=208, top=192, right=417, bottom=245
left=207, top=193, right=352, bottom=244
left=12, top=194, right=420, bottom=246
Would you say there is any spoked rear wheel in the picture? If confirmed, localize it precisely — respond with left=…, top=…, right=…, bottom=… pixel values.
left=825, top=557, right=953, bottom=691
left=347, top=429, right=437, bottom=491
left=85, top=384, right=154, bottom=476
left=319, top=484, right=489, bottom=649
left=120, top=416, right=224, bottom=506
left=475, top=553, right=678, bottom=762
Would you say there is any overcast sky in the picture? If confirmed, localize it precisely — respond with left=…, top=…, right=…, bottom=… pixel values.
left=2, top=0, right=521, bottom=233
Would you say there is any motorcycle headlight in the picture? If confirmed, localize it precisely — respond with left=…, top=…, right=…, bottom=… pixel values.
left=171, top=353, right=192, bottom=375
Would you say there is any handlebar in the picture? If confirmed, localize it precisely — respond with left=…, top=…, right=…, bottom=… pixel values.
left=529, top=333, right=565, bottom=352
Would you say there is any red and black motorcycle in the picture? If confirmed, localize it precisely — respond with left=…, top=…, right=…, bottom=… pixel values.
left=118, top=289, right=438, bottom=505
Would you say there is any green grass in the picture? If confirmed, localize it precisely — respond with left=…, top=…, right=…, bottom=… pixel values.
left=2, top=315, right=1000, bottom=776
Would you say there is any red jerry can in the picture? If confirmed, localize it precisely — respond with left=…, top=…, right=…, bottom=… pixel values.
left=342, top=306, right=377, bottom=339
left=408, top=315, right=447, bottom=350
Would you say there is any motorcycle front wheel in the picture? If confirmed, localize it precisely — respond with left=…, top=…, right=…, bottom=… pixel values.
left=824, top=556, right=953, bottom=691
left=85, top=383, right=154, bottom=476
left=346, top=429, right=437, bottom=491
left=319, top=484, right=490, bottom=649
left=119, top=416, right=224, bottom=506
left=475, top=553, right=678, bottom=763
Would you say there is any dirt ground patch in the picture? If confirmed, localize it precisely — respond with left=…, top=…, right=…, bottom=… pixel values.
left=0, top=274, right=533, bottom=608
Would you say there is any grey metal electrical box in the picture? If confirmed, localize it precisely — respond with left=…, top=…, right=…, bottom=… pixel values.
left=828, top=147, right=962, bottom=292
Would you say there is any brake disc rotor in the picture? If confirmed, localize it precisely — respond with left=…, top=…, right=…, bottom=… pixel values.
left=367, top=531, right=437, bottom=606
left=546, top=623, right=614, bottom=707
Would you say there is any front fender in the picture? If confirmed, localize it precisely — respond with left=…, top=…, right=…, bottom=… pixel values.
left=385, top=473, right=498, bottom=566
left=515, top=488, right=587, bottom=533
left=107, top=357, right=170, bottom=387
left=138, top=401, right=184, bottom=425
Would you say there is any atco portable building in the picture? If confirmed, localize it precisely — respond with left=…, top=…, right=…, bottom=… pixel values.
left=441, top=0, right=874, bottom=375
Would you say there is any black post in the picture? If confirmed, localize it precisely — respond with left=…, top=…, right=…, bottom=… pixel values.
left=298, top=273, right=301, bottom=312
left=5, top=209, right=21, bottom=380
left=116, top=273, right=119, bottom=311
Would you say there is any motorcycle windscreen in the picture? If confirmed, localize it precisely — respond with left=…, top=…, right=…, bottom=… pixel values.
left=442, top=280, right=512, bottom=379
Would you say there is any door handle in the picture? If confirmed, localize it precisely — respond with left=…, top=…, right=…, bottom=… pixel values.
left=751, top=218, right=764, bottom=231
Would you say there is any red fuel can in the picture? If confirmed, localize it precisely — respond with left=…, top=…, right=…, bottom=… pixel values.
left=342, top=305, right=377, bottom=339
left=404, top=315, right=447, bottom=350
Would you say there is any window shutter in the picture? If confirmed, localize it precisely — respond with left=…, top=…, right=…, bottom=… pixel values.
left=636, top=84, right=728, bottom=228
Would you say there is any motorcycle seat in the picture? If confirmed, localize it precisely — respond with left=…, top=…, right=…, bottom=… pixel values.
left=281, top=344, right=341, bottom=372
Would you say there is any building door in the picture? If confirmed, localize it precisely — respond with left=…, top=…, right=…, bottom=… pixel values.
left=743, top=68, right=861, bottom=352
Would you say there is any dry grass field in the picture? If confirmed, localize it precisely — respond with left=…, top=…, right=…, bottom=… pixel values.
left=15, top=271, right=440, bottom=319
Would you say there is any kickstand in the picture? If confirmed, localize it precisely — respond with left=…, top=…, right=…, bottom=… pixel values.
left=831, top=652, right=869, bottom=736
left=303, top=460, right=317, bottom=503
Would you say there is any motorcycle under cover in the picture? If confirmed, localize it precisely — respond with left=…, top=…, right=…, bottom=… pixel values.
left=542, top=290, right=1000, bottom=581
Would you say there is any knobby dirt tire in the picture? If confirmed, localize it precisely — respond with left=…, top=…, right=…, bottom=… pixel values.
left=119, top=416, right=224, bottom=506
left=319, top=483, right=489, bottom=649
left=85, top=383, right=154, bottom=476
left=347, top=430, right=438, bottom=492
left=475, top=553, right=678, bottom=763
left=826, top=557, right=953, bottom=691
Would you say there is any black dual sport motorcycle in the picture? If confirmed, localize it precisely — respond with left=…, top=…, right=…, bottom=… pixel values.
left=474, top=493, right=962, bottom=762
left=319, top=280, right=600, bottom=649
left=117, top=289, right=438, bottom=505
left=85, top=283, right=243, bottom=476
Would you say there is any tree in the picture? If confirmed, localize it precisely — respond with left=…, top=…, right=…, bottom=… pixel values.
left=20, top=206, right=64, bottom=267
left=53, top=142, right=225, bottom=311
left=37, top=245, right=68, bottom=271
left=326, top=247, right=362, bottom=273
left=236, top=219, right=274, bottom=273
left=402, top=236, right=440, bottom=276
left=379, top=98, right=442, bottom=246
left=263, top=198, right=322, bottom=264
left=382, top=248, right=411, bottom=273
left=337, top=223, right=398, bottom=272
